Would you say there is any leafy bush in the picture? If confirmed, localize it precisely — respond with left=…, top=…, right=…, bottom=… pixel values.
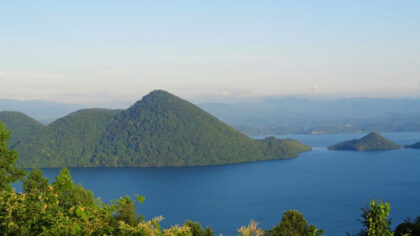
left=394, top=217, right=420, bottom=236
left=264, top=210, right=323, bottom=236
left=238, top=220, right=264, bottom=236
left=352, top=199, right=393, bottom=236
left=183, top=220, right=214, bottom=236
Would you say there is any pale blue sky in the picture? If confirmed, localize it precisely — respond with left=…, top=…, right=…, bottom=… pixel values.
left=1, top=0, right=419, bottom=104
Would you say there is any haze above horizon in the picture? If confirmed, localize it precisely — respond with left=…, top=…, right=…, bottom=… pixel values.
left=1, top=1, right=419, bottom=104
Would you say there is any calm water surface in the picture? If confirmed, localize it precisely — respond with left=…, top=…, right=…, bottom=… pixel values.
left=35, top=132, right=420, bottom=235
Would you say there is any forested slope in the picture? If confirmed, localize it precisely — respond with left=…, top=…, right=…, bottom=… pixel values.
left=1, top=90, right=311, bottom=168
left=0, top=111, right=44, bottom=148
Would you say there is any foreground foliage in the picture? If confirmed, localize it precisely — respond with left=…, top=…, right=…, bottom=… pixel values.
left=353, top=199, right=393, bottom=236
left=0, top=122, right=25, bottom=191
left=394, top=217, right=420, bottom=236
left=264, top=210, right=323, bottom=236
left=0, top=168, right=195, bottom=235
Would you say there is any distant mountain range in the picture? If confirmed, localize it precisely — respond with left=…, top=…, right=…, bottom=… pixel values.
left=199, top=97, right=420, bottom=135
left=0, top=90, right=310, bottom=168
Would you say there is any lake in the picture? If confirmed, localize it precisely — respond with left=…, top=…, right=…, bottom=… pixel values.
left=31, top=132, right=420, bottom=235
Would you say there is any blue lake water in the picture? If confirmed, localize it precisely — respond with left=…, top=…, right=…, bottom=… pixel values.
left=28, top=132, right=420, bottom=235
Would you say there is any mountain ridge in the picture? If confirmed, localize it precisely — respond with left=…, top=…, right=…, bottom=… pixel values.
left=0, top=111, right=44, bottom=148
left=0, top=90, right=311, bottom=168
left=2, top=97, right=420, bottom=135
left=199, top=98, right=420, bottom=135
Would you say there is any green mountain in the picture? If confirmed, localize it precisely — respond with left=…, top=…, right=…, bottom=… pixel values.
left=0, top=111, right=44, bottom=148
left=15, top=109, right=119, bottom=167
left=404, top=142, right=420, bottom=149
left=4, top=90, right=310, bottom=168
left=328, top=132, right=401, bottom=151
left=91, top=90, right=310, bottom=167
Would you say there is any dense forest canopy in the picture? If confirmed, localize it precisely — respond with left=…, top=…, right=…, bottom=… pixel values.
left=0, top=111, right=43, bottom=149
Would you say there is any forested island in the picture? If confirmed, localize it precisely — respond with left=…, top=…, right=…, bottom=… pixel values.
left=0, top=90, right=310, bottom=168
left=328, top=132, right=401, bottom=151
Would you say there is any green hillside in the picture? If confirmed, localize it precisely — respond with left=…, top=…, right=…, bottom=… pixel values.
left=5, top=90, right=310, bottom=168
left=0, top=111, right=44, bottom=148
left=15, top=109, right=119, bottom=167
left=328, top=132, right=400, bottom=151
left=258, top=137, right=312, bottom=157
left=92, top=90, right=311, bottom=167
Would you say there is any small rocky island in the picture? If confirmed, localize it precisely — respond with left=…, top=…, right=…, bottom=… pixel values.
left=328, top=132, right=401, bottom=151
left=404, top=142, right=420, bottom=149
